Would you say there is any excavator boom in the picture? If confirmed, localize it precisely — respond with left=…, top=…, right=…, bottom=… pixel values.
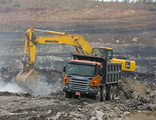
left=15, top=28, right=93, bottom=90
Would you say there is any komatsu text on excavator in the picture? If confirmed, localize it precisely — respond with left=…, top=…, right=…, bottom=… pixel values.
left=16, top=28, right=135, bottom=90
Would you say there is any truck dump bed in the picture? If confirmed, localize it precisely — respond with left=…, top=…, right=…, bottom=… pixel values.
left=72, top=54, right=122, bottom=84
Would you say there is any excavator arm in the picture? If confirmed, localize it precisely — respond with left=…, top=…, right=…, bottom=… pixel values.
left=16, top=28, right=92, bottom=90
left=25, top=28, right=92, bottom=63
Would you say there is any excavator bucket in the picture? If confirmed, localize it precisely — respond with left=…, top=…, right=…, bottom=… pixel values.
left=15, top=69, right=38, bottom=92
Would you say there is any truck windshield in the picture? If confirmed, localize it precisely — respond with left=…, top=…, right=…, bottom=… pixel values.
left=66, top=63, right=96, bottom=77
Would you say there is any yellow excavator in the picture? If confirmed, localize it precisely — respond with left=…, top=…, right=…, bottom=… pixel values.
left=16, top=28, right=135, bottom=90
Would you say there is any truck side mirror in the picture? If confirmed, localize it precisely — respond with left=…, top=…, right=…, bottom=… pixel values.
left=99, top=66, right=103, bottom=76
left=63, top=66, right=66, bottom=72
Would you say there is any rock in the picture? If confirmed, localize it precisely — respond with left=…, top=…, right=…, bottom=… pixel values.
left=116, top=40, right=120, bottom=44
left=48, top=112, right=61, bottom=120
left=132, top=91, right=139, bottom=99
left=125, top=90, right=133, bottom=99
left=93, top=110, right=104, bottom=118
left=149, top=90, right=156, bottom=98
left=148, top=104, right=156, bottom=111
left=113, top=118, right=123, bottom=120
left=90, top=117, right=96, bottom=120
left=114, top=107, right=121, bottom=116
left=109, top=110, right=115, bottom=118
left=145, top=89, right=150, bottom=94
left=47, top=110, right=52, bottom=114
left=92, top=110, right=108, bottom=120
left=96, top=117, right=103, bottom=120
left=56, top=112, right=61, bottom=118
left=78, top=108, right=82, bottom=111
left=114, top=97, right=120, bottom=100
left=132, top=38, right=138, bottom=42
left=123, top=111, right=130, bottom=116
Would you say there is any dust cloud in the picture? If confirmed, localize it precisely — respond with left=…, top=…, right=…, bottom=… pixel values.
left=0, top=69, right=63, bottom=95
left=0, top=76, right=63, bottom=95
left=34, top=75, right=63, bottom=95
left=0, top=79, right=24, bottom=93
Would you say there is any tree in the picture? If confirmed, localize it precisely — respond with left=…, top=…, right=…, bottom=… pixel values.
left=1, top=0, right=7, bottom=4
left=13, top=0, right=21, bottom=7
left=148, top=4, right=156, bottom=11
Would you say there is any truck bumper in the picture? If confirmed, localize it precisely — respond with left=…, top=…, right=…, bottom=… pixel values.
left=63, top=87, right=97, bottom=96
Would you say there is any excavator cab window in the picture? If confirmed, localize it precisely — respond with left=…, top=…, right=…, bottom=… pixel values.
left=107, top=50, right=113, bottom=60
left=92, top=48, right=113, bottom=60
left=92, top=48, right=107, bottom=57
left=99, top=49, right=107, bottom=56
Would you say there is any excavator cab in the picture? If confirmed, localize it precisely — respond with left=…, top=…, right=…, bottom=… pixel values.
left=92, top=47, right=113, bottom=60
left=92, top=47, right=135, bottom=72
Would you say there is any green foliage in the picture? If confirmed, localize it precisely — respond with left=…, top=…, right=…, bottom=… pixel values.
left=147, top=4, right=156, bottom=11
left=147, top=0, right=152, bottom=4
left=13, top=0, right=21, bottom=7
left=136, top=1, right=140, bottom=3
left=124, top=0, right=129, bottom=3
left=143, top=0, right=147, bottom=3
left=1, top=0, right=7, bottom=4
left=58, top=4, right=63, bottom=8
left=8, top=0, right=13, bottom=3
left=115, top=0, right=119, bottom=2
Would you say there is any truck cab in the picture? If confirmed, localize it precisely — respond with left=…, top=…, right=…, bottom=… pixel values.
left=63, top=59, right=103, bottom=98
left=63, top=54, right=122, bottom=101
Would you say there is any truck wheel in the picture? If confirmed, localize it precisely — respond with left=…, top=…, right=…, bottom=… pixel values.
left=65, top=92, right=73, bottom=98
left=106, top=85, right=114, bottom=101
left=100, top=86, right=106, bottom=102
left=112, top=85, right=118, bottom=99
left=95, top=88, right=101, bottom=101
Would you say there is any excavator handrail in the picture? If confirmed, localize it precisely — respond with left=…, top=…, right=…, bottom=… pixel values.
left=33, top=29, right=67, bottom=36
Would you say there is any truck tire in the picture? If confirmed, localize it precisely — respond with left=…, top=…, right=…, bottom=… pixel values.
left=100, top=86, right=106, bottom=102
left=112, top=84, right=118, bottom=99
left=106, top=85, right=114, bottom=101
left=95, top=88, right=101, bottom=101
left=65, top=92, right=73, bottom=98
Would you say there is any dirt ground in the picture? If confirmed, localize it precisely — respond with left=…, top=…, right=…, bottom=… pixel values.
left=0, top=77, right=156, bottom=120
left=0, top=2, right=156, bottom=45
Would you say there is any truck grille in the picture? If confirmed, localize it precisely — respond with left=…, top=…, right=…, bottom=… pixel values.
left=70, top=79, right=88, bottom=91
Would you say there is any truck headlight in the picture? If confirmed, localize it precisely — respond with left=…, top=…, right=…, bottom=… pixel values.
left=89, top=87, right=98, bottom=91
left=63, top=84, right=69, bottom=88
